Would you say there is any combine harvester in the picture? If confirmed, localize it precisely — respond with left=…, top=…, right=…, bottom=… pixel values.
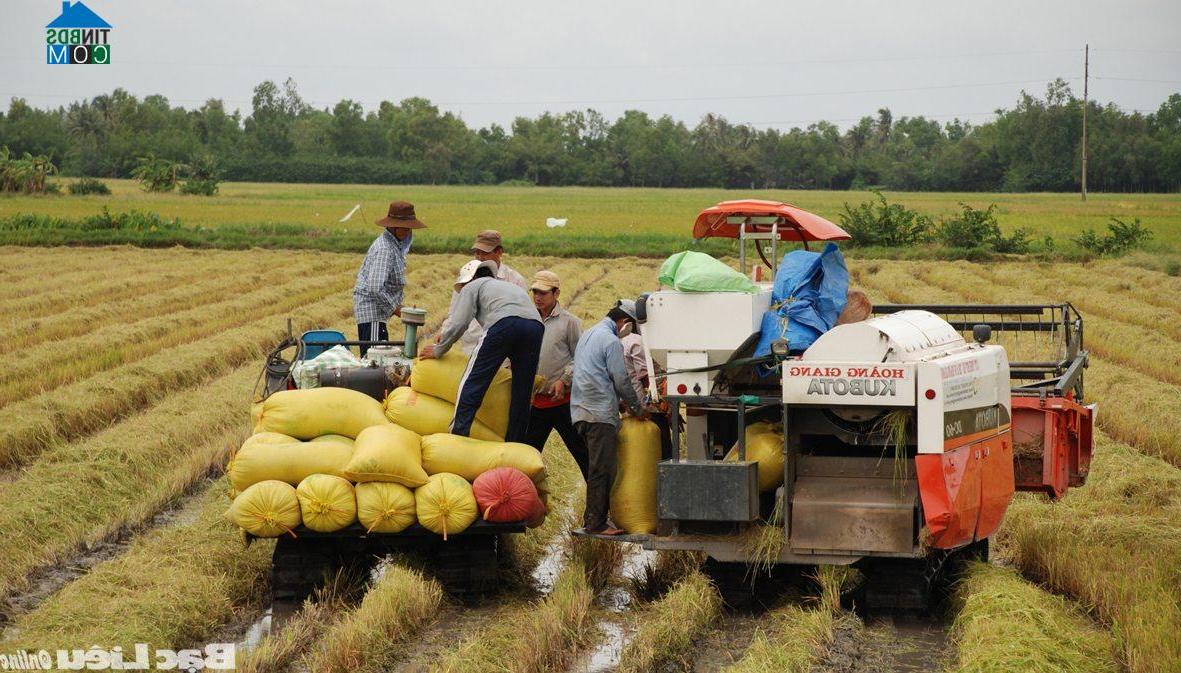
left=586, top=200, right=1095, bottom=610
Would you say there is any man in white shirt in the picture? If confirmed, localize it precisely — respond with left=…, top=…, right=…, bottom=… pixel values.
left=440, top=230, right=529, bottom=355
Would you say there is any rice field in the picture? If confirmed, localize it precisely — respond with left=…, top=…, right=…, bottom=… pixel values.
left=0, top=243, right=1178, bottom=672
left=3, top=180, right=1180, bottom=251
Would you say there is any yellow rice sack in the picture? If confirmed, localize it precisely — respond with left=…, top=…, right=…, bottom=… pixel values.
left=311, top=434, right=355, bottom=450
left=609, top=418, right=662, bottom=534
left=383, top=387, right=504, bottom=442
left=252, top=387, right=389, bottom=439
left=356, top=482, right=417, bottom=533
left=228, top=435, right=353, bottom=492
left=224, top=480, right=301, bottom=537
left=723, top=422, right=784, bottom=492
left=411, top=351, right=512, bottom=437
left=420, top=433, right=546, bottom=484
left=250, top=431, right=297, bottom=445
left=415, top=472, right=478, bottom=540
left=343, top=424, right=428, bottom=487
left=296, top=474, right=357, bottom=533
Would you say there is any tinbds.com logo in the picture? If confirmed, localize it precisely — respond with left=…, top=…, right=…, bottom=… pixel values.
left=45, top=1, right=112, bottom=65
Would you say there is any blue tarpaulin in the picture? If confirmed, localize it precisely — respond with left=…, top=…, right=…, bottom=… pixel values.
left=754, top=243, right=849, bottom=357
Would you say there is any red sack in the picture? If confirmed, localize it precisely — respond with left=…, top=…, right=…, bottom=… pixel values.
left=525, top=496, right=547, bottom=528
left=473, top=467, right=542, bottom=523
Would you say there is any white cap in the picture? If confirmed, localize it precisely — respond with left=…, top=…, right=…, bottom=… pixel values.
left=455, top=259, right=499, bottom=290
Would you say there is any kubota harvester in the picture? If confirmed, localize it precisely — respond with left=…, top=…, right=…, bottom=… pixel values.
left=585, top=200, right=1094, bottom=609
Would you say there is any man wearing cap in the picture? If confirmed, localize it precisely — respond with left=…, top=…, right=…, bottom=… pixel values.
left=440, top=230, right=529, bottom=355
left=420, top=260, right=543, bottom=443
left=353, top=201, right=425, bottom=356
left=523, top=270, right=589, bottom=478
left=571, top=300, right=648, bottom=535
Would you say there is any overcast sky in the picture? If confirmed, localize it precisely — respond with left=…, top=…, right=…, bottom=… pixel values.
left=2, top=0, right=1179, bottom=131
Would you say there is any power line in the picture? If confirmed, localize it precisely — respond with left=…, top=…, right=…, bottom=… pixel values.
left=0, top=77, right=1080, bottom=110
left=0, top=48, right=1083, bottom=73
left=1094, top=76, right=1181, bottom=85
left=1090, top=47, right=1181, bottom=56
left=432, top=78, right=1081, bottom=107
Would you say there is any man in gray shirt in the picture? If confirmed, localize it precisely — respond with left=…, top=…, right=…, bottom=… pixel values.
left=523, top=270, right=588, bottom=478
left=571, top=300, right=648, bottom=534
left=421, top=260, right=543, bottom=443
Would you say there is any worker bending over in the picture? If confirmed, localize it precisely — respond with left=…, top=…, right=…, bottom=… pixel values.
left=353, top=201, right=425, bottom=356
left=571, top=300, right=648, bottom=535
left=421, top=260, right=543, bottom=443
left=440, top=230, right=529, bottom=355
left=523, top=270, right=589, bottom=478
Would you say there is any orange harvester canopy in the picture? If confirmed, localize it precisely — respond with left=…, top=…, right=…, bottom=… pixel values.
left=692, top=199, right=852, bottom=243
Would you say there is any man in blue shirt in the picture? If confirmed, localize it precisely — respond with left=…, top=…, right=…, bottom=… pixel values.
left=353, top=201, right=425, bottom=356
left=571, top=299, right=648, bottom=534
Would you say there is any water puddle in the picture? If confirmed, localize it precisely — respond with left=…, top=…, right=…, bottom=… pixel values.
left=567, top=544, right=653, bottom=672
left=570, top=619, right=633, bottom=673
left=531, top=536, right=568, bottom=594
left=235, top=609, right=272, bottom=653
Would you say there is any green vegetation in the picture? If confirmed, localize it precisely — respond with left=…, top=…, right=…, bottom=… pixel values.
left=67, top=176, right=110, bottom=195
left=2, top=81, right=1180, bottom=191
left=1073, top=217, right=1154, bottom=256
left=0, top=146, right=57, bottom=194
left=1, top=181, right=1177, bottom=258
left=950, top=562, right=1119, bottom=673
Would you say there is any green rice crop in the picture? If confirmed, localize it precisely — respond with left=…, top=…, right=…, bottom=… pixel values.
left=2, top=181, right=1179, bottom=251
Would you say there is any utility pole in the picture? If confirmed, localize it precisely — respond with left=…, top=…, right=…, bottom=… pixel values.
left=1081, top=44, right=1089, bottom=201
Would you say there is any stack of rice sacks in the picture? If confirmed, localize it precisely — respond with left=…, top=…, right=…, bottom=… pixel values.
left=225, top=352, right=548, bottom=539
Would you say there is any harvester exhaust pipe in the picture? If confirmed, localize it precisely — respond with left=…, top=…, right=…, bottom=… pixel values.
left=400, top=307, right=427, bottom=358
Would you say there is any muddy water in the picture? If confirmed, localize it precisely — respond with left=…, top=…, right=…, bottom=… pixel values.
left=565, top=544, right=655, bottom=673
left=532, top=536, right=569, bottom=594
left=816, top=613, right=951, bottom=673
left=688, top=611, right=767, bottom=672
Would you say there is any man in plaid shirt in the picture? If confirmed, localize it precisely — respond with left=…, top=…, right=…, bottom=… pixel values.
left=353, top=201, right=426, bottom=355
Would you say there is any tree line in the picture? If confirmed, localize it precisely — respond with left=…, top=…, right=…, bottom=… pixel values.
left=1, top=77, right=1178, bottom=192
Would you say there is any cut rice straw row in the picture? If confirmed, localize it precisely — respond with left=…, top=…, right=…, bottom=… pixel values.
left=0, top=267, right=354, bottom=407
left=855, top=261, right=1181, bottom=467
left=616, top=570, right=723, bottom=673
left=0, top=363, right=256, bottom=597
left=722, top=566, right=848, bottom=673
left=0, top=253, right=322, bottom=355
left=0, top=289, right=353, bottom=467
left=0, top=478, right=274, bottom=651
left=950, top=562, right=1119, bottom=673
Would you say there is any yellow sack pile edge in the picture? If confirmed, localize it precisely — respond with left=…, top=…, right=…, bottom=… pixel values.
left=415, top=472, right=478, bottom=540
left=253, top=387, right=388, bottom=440
left=228, top=433, right=353, bottom=493
left=225, top=480, right=301, bottom=537
left=411, top=351, right=512, bottom=437
left=296, top=474, right=358, bottom=533
left=384, top=387, right=504, bottom=442
left=344, top=423, right=428, bottom=487
left=420, top=433, right=546, bottom=485
left=356, top=482, right=417, bottom=533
